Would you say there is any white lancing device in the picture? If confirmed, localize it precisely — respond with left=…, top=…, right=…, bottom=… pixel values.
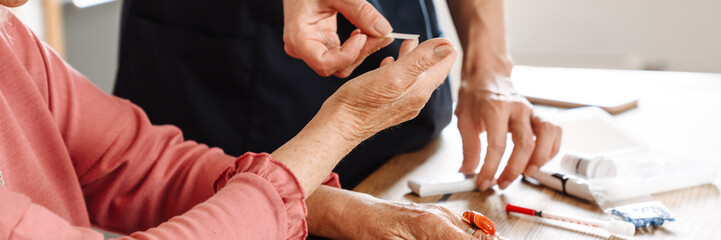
left=524, top=168, right=595, bottom=201
left=386, top=32, right=420, bottom=40
left=408, top=173, right=477, bottom=197
left=408, top=169, right=596, bottom=200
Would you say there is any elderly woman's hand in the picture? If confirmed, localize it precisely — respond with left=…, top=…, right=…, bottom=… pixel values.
left=307, top=186, right=488, bottom=239
left=323, top=38, right=457, bottom=141
left=272, top=38, right=456, bottom=197
left=345, top=200, right=489, bottom=239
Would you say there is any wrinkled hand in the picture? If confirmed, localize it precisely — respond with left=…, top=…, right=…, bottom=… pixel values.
left=307, top=187, right=491, bottom=239
left=343, top=198, right=487, bottom=239
left=456, top=76, right=562, bottom=191
left=322, top=38, right=457, bottom=142
left=273, top=39, right=455, bottom=196
left=282, top=0, right=395, bottom=78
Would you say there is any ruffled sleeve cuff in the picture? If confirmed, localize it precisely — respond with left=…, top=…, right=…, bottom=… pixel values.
left=213, top=152, right=308, bottom=239
left=322, top=172, right=341, bottom=188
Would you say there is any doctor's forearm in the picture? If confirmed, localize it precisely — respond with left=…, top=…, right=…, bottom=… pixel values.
left=447, top=0, right=513, bottom=87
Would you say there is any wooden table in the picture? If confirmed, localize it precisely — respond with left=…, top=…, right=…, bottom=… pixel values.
left=353, top=67, right=721, bottom=239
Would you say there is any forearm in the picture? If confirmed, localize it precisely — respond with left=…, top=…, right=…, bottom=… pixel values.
left=271, top=101, right=365, bottom=197
left=447, top=0, right=513, bottom=89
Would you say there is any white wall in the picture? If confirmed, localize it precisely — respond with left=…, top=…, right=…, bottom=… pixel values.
left=431, top=0, right=721, bottom=101
left=506, top=0, right=721, bottom=72
left=9, top=0, right=45, bottom=40
left=63, top=1, right=121, bottom=93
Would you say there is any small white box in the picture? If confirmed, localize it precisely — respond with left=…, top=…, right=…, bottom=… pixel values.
left=408, top=172, right=477, bottom=197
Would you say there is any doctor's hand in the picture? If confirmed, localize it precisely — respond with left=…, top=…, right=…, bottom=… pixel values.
left=455, top=74, right=562, bottom=191
left=282, top=0, right=395, bottom=78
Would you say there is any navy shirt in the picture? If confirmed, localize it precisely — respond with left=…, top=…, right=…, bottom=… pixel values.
left=114, top=0, right=452, bottom=188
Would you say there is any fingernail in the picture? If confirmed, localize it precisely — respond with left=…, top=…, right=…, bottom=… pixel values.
left=525, top=165, right=539, bottom=176
left=498, top=180, right=512, bottom=190
left=479, top=179, right=491, bottom=191
left=374, top=20, right=393, bottom=35
left=434, top=44, right=452, bottom=58
left=357, top=34, right=367, bottom=44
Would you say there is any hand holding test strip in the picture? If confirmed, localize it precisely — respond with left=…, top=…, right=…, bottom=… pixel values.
left=386, top=32, right=420, bottom=40
left=283, top=0, right=419, bottom=77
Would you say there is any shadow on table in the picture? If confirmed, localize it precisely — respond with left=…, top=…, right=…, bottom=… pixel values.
left=509, top=213, right=610, bottom=239
left=353, top=136, right=443, bottom=196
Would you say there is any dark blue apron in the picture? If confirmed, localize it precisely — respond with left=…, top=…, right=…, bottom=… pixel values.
left=114, top=0, right=452, bottom=188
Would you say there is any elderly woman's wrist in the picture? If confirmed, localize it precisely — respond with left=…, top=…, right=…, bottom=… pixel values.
left=333, top=191, right=385, bottom=238
left=317, top=99, right=374, bottom=144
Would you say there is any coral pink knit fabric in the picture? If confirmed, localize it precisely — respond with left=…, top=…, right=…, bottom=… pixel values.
left=0, top=11, right=338, bottom=240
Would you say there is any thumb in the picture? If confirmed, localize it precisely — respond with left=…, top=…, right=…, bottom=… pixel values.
left=390, top=38, right=455, bottom=87
left=327, top=0, right=393, bottom=37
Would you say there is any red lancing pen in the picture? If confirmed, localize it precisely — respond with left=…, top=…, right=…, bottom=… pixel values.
left=505, top=203, right=635, bottom=239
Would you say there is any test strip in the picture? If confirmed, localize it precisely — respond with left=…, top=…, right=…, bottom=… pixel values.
left=386, top=32, right=420, bottom=40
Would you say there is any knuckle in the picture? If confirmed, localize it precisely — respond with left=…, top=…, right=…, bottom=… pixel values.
left=533, top=152, right=550, bottom=162
left=436, top=206, right=455, bottom=217
left=335, top=67, right=354, bottom=78
left=334, top=71, right=350, bottom=78
left=505, top=165, right=525, bottom=176
left=516, top=136, right=535, bottom=149
left=404, top=63, right=425, bottom=79
left=284, top=47, right=295, bottom=57
left=515, top=100, right=531, bottom=109
left=488, top=141, right=506, bottom=150
left=539, top=122, right=556, bottom=133
left=377, top=68, right=408, bottom=95
left=315, top=61, right=341, bottom=77
left=531, top=115, right=542, bottom=125
left=357, top=2, right=377, bottom=22
left=417, top=52, right=438, bottom=70
left=283, top=31, right=303, bottom=45
left=380, top=78, right=406, bottom=98
left=282, top=31, right=292, bottom=43
left=315, top=67, right=333, bottom=77
left=456, top=115, right=472, bottom=128
left=462, top=144, right=478, bottom=153
left=405, top=54, right=436, bottom=77
left=413, top=211, right=442, bottom=224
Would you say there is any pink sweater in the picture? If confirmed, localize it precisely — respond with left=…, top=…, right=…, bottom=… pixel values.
left=0, top=12, right=338, bottom=239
